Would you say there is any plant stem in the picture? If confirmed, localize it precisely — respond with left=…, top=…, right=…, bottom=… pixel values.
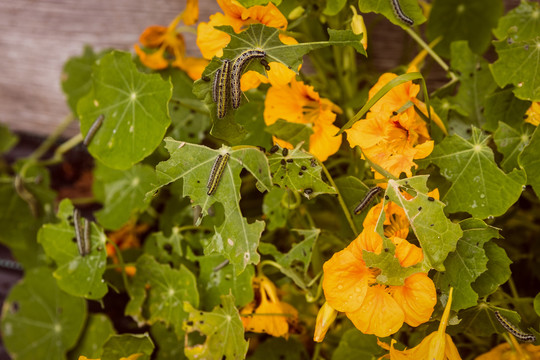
left=404, top=27, right=457, bottom=81
left=38, top=134, right=83, bottom=166
left=319, top=160, right=358, bottom=235
left=28, top=113, right=75, bottom=161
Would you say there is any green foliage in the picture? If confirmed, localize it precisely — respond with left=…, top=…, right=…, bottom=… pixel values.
left=38, top=199, right=108, bottom=299
left=418, top=127, right=526, bottom=218
left=93, top=161, right=157, bottom=230
left=358, top=0, right=425, bottom=28
left=183, top=294, right=248, bottom=360
left=427, top=0, right=503, bottom=57
left=126, top=254, right=199, bottom=336
left=101, top=334, right=154, bottom=360
left=2, top=1, right=540, bottom=359
left=77, top=51, right=172, bottom=169
left=0, top=268, right=86, bottom=360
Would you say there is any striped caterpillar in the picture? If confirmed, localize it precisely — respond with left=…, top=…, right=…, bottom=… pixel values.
left=390, top=0, right=414, bottom=26
left=230, top=49, right=267, bottom=109
left=83, top=114, right=104, bottom=147
left=212, top=59, right=232, bottom=119
left=207, top=153, right=230, bottom=195
left=494, top=311, right=536, bottom=342
left=354, top=186, right=383, bottom=215
left=73, top=208, right=91, bottom=256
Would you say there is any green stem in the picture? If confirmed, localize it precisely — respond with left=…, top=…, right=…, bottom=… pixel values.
left=320, top=161, right=358, bottom=235
left=403, top=27, right=457, bottom=82
left=106, top=238, right=131, bottom=296
left=28, top=113, right=75, bottom=161
left=508, top=277, right=519, bottom=299
left=38, top=134, right=83, bottom=166
left=311, top=342, right=322, bottom=360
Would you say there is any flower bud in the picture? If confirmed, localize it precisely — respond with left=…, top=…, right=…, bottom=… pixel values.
left=313, top=302, right=338, bottom=342
left=350, top=6, right=367, bottom=50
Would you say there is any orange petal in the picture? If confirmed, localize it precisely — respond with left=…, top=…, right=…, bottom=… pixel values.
left=309, top=114, right=342, bottom=162
left=413, top=140, right=434, bottom=160
left=346, top=285, right=404, bottom=337
left=391, top=272, right=436, bottom=327
left=181, top=0, right=199, bottom=25
left=175, top=56, right=209, bottom=80
left=139, top=25, right=167, bottom=47
left=393, top=238, right=423, bottom=267
left=267, top=62, right=297, bottom=87
left=322, top=247, right=370, bottom=313
left=241, top=2, right=288, bottom=29
left=134, top=45, right=169, bottom=70
left=196, top=13, right=242, bottom=59
left=345, top=114, right=387, bottom=149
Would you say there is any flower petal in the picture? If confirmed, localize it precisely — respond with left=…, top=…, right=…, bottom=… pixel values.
left=322, top=247, right=370, bottom=313
left=391, top=272, right=436, bottom=327
left=347, top=285, right=405, bottom=337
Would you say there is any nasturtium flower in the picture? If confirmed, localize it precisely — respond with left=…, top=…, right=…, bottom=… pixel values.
left=322, top=198, right=436, bottom=338
left=264, top=78, right=343, bottom=161
left=134, top=2, right=209, bottom=80
left=524, top=102, right=539, bottom=126
left=378, top=288, right=462, bottom=360
left=345, top=71, right=437, bottom=177
left=241, top=274, right=298, bottom=338
left=196, top=0, right=297, bottom=91
left=350, top=6, right=368, bottom=50
left=78, top=355, right=142, bottom=360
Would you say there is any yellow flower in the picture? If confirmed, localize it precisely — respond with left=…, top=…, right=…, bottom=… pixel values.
left=345, top=71, right=438, bottom=177
left=379, top=288, right=462, bottom=360
left=134, top=2, right=209, bottom=80
left=524, top=102, right=540, bottom=126
left=322, top=199, right=436, bottom=338
left=264, top=78, right=343, bottom=161
left=313, top=302, right=338, bottom=342
left=196, top=0, right=297, bottom=91
left=350, top=6, right=368, bottom=50
left=241, top=275, right=298, bottom=338
left=475, top=342, right=540, bottom=360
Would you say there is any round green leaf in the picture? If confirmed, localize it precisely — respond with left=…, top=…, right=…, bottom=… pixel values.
left=77, top=51, right=172, bottom=169
left=68, top=314, right=116, bottom=360
left=1, top=267, right=86, bottom=360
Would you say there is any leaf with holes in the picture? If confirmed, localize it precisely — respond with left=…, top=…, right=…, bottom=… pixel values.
left=183, top=294, right=248, bottom=360
left=358, top=0, right=425, bottom=28
left=0, top=267, right=86, bottom=360
left=143, top=229, right=185, bottom=268
left=417, top=127, right=526, bottom=218
left=38, top=199, right=108, bottom=299
left=365, top=176, right=462, bottom=280
left=93, top=161, right=157, bottom=230
left=77, top=51, right=172, bottom=169
left=490, top=36, right=540, bottom=101
left=493, top=1, right=540, bottom=42
left=150, top=139, right=272, bottom=271
left=193, top=24, right=365, bottom=143
left=259, top=229, right=319, bottom=289
left=435, top=218, right=499, bottom=311
left=125, top=254, right=198, bottom=336
left=268, top=143, right=336, bottom=199
left=262, top=187, right=290, bottom=230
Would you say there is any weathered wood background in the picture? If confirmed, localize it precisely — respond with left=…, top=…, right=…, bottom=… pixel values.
left=0, top=0, right=520, bottom=137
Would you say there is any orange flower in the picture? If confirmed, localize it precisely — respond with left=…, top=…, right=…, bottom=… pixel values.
left=524, top=102, right=539, bottom=126
left=313, top=302, right=338, bottom=342
left=346, top=72, right=436, bottom=177
left=321, top=199, right=436, bottom=338
left=134, top=2, right=208, bottom=80
left=196, top=0, right=297, bottom=91
left=378, top=288, right=462, bottom=360
left=264, top=78, right=343, bottom=161
left=241, top=275, right=298, bottom=338
left=106, top=222, right=149, bottom=277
